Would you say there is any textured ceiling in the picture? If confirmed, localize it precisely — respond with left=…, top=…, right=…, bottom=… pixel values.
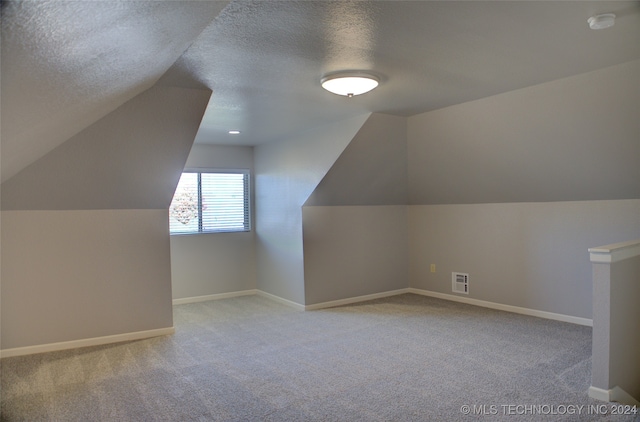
left=159, top=1, right=640, bottom=146
left=2, top=1, right=640, bottom=182
left=0, top=0, right=228, bottom=182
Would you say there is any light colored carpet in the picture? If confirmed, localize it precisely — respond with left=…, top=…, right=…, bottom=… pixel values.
left=2, top=293, right=638, bottom=421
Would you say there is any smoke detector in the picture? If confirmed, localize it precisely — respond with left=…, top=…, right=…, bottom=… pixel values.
left=588, top=14, right=616, bottom=30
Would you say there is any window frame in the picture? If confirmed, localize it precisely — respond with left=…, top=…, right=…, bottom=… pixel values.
left=169, top=168, right=252, bottom=235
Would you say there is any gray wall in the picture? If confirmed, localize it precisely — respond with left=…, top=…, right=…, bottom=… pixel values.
left=409, top=200, right=640, bottom=318
left=1, top=209, right=173, bottom=348
left=4, top=58, right=638, bottom=351
left=1, top=86, right=209, bottom=350
left=254, top=114, right=370, bottom=305
left=1, top=86, right=211, bottom=210
left=408, top=59, right=640, bottom=205
left=303, top=205, right=408, bottom=305
left=305, top=113, right=408, bottom=206
left=406, top=60, right=640, bottom=319
left=299, top=61, right=640, bottom=313
left=0, top=1, right=227, bottom=183
left=303, top=113, right=409, bottom=304
left=170, top=144, right=256, bottom=299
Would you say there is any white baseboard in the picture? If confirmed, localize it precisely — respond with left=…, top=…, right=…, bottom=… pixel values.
left=172, top=289, right=306, bottom=310
left=304, top=288, right=411, bottom=311
left=610, top=387, right=640, bottom=406
left=409, top=288, right=593, bottom=327
left=589, top=386, right=640, bottom=406
left=174, top=288, right=412, bottom=311
left=589, top=386, right=611, bottom=402
left=0, top=327, right=175, bottom=359
left=256, top=290, right=305, bottom=311
left=173, top=289, right=259, bottom=305
left=1, top=287, right=594, bottom=358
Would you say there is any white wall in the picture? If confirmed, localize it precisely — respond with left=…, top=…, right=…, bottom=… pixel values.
left=1, top=209, right=173, bottom=349
left=590, top=243, right=640, bottom=403
left=170, top=144, right=256, bottom=300
left=609, top=255, right=640, bottom=400
left=254, top=114, right=370, bottom=305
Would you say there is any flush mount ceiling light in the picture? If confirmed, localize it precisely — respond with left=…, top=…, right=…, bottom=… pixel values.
left=228, top=130, right=241, bottom=135
left=588, top=13, right=616, bottom=30
left=321, top=72, right=379, bottom=97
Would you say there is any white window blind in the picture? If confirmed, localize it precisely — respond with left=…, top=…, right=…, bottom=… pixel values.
left=169, top=170, right=250, bottom=234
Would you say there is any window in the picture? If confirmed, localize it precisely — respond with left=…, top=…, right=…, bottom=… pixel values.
left=169, top=170, right=251, bottom=234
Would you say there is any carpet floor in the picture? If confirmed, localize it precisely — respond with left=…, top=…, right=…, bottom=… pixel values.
left=2, top=293, right=638, bottom=421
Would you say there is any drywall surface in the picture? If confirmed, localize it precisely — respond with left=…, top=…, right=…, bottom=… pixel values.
left=305, top=113, right=408, bottom=206
left=303, top=205, right=408, bottom=305
left=1, top=209, right=173, bottom=349
left=254, top=114, right=370, bottom=304
left=301, top=114, right=409, bottom=305
left=182, top=144, right=254, bottom=170
left=0, top=85, right=209, bottom=350
left=1, top=86, right=211, bottom=210
left=408, top=199, right=640, bottom=319
left=591, top=247, right=640, bottom=403
left=408, top=59, right=640, bottom=205
left=0, top=0, right=226, bottom=182
left=170, top=144, right=256, bottom=300
left=591, top=262, right=612, bottom=393
left=170, top=232, right=256, bottom=300
left=609, top=255, right=640, bottom=400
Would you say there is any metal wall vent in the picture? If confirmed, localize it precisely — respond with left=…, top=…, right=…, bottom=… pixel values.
left=452, top=272, right=469, bottom=294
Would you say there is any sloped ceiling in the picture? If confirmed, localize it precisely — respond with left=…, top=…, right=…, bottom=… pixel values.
left=2, top=1, right=639, bottom=183
left=407, top=60, right=640, bottom=204
left=304, top=113, right=408, bottom=207
left=1, top=86, right=211, bottom=210
left=0, top=0, right=228, bottom=183
left=160, top=1, right=640, bottom=146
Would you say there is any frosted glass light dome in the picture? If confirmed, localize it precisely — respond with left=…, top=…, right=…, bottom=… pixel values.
left=321, top=72, right=379, bottom=97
